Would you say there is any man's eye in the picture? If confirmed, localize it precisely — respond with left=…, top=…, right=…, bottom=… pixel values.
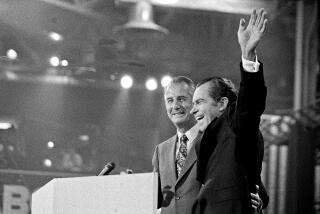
left=196, top=100, right=203, bottom=104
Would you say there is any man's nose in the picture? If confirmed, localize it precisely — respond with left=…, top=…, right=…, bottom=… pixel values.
left=173, top=100, right=181, bottom=109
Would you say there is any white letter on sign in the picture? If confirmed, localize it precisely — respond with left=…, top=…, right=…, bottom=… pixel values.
left=3, top=185, right=30, bottom=214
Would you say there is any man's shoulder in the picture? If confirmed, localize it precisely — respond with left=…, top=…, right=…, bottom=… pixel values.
left=158, top=135, right=177, bottom=149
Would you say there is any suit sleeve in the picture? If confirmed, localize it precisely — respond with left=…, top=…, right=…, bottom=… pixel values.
left=233, top=61, right=267, bottom=132
left=152, top=146, right=163, bottom=209
left=259, top=181, right=269, bottom=209
left=231, top=62, right=267, bottom=194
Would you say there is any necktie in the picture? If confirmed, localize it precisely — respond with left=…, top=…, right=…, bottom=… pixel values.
left=176, top=134, right=188, bottom=177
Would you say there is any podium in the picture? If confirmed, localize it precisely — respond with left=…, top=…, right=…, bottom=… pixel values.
left=32, top=172, right=158, bottom=214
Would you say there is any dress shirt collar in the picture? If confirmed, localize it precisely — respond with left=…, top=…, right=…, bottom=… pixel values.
left=177, top=124, right=199, bottom=146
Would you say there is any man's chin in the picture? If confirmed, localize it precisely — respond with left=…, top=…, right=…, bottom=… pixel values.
left=171, top=117, right=188, bottom=125
left=198, top=123, right=208, bottom=132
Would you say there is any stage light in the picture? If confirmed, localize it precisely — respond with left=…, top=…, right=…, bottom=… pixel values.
left=161, top=75, right=172, bottom=87
left=49, top=56, right=60, bottom=67
left=49, top=32, right=63, bottom=42
left=0, top=122, right=13, bottom=130
left=61, top=59, right=69, bottom=67
left=120, top=75, right=133, bottom=89
left=43, top=159, right=52, bottom=167
left=6, top=49, right=18, bottom=60
left=47, top=141, right=55, bottom=149
left=145, top=78, right=158, bottom=91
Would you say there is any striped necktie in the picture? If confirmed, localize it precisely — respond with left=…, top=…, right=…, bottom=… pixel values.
left=176, top=134, right=188, bottom=177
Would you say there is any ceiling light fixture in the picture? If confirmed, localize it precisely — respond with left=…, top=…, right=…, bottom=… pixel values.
left=120, top=75, right=134, bottom=89
left=161, top=75, right=172, bottom=87
left=114, top=0, right=169, bottom=35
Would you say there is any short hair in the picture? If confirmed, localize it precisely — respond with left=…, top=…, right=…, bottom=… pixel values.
left=196, top=77, right=238, bottom=106
left=164, top=76, right=195, bottom=97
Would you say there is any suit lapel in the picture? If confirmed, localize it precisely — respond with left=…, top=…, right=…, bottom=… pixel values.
left=175, top=132, right=202, bottom=184
left=165, top=135, right=178, bottom=184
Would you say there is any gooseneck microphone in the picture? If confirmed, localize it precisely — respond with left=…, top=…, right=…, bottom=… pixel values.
left=97, top=162, right=116, bottom=176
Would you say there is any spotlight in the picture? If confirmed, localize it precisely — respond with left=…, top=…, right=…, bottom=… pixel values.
left=49, top=32, right=63, bottom=42
left=47, top=141, right=55, bottom=149
left=6, top=49, right=18, bottom=60
left=43, top=159, right=52, bottom=168
left=61, top=59, right=68, bottom=67
left=161, top=75, right=172, bottom=87
left=145, top=78, right=158, bottom=91
left=0, top=122, right=13, bottom=130
left=49, top=56, right=60, bottom=67
left=120, top=75, right=133, bottom=89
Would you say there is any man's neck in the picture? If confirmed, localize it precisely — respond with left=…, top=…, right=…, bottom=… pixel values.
left=176, top=123, right=196, bottom=134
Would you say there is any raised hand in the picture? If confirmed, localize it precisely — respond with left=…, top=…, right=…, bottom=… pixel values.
left=238, top=8, right=268, bottom=61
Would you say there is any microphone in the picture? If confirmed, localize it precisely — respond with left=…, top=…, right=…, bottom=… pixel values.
left=97, top=162, right=115, bottom=176
left=126, top=169, right=134, bottom=174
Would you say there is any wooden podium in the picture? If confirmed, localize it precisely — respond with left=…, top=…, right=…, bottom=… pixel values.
left=32, top=172, right=158, bottom=214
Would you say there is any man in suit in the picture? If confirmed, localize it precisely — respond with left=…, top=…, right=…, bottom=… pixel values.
left=190, top=8, right=268, bottom=214
left=153, top=78, right=267, bottom=214
left=152, top=76, right=202, bottom=214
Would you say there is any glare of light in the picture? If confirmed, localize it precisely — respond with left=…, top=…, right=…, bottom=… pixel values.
left=49, top=32, right=63, bottom=41
left=43, top=159, right=52, bottom=167
left=79, top=135, right=89, bottom=142
left=0, top=122, right=13, bottom=130
left=49, top=56, right=60, bottom=67
left=61, top=59, right=68, bottom=67
left=120, top=75, right=133, bottom=89
left=5, top=71, right=18, bottom=80
left=161, top=75, right=172, bottom=87
left=110, top=74, right=116, bottom=81
left=6, top=49, right=18, bottom=60
left=145, top=78, right=158, bottom=91
left=7, top=145, right=14, bottom=152
left=42, top=75, right=73, bottom=84
left=47, top=141, right=55, bottom=149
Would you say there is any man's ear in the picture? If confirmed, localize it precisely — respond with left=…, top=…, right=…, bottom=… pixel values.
left=218, top=97, right=229, bottom=112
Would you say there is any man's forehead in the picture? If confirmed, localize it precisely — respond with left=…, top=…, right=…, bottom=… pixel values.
left=165, top=83, right=192, bottom=95
left=193, top=83, right=211, bottom=99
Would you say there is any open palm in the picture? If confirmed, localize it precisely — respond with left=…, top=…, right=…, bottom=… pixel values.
left=238, top=9, right=268, bottom=60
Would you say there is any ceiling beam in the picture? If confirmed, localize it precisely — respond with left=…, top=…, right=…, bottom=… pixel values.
left=116, top=0, right=278, bottom=15
left=38, top=0, right=106, bottom=19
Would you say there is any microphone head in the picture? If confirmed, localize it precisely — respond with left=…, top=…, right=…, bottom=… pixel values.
left=98, top=162, right=116, bottom=176
left=105, top=162, right=115, bottom=169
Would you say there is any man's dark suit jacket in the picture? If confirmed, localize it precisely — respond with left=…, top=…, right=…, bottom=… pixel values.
left=152, top=133, right=203, bottom=214
left=192, top=63, right=268, bottom=214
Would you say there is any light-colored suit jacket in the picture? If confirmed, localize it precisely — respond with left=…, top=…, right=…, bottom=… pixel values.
left=152, top=133, right=202, bottom=214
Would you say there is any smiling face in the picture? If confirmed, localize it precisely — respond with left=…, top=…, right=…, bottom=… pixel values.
left=191, top=82, right=226, bottom=132
left=164, top=82, right=196, bottom=132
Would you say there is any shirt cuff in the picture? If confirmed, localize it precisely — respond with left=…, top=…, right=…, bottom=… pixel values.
left=242, top=55, right=260, bottom=73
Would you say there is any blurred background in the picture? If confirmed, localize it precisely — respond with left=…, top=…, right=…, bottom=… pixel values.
left=0, top=0, right=318, bottom=213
